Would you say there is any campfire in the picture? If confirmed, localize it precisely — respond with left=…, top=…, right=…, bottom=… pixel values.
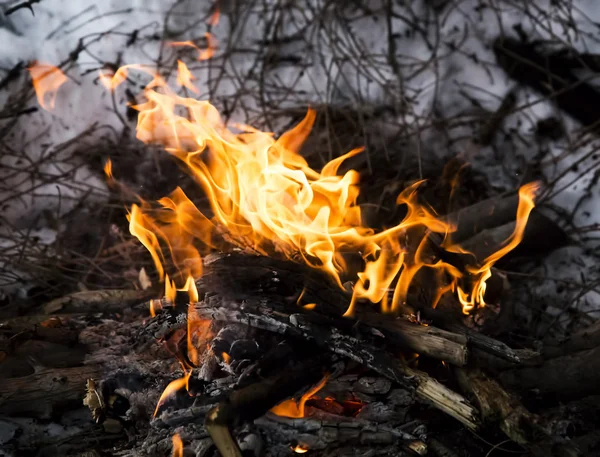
left=3, top=2, right=600, bottom=457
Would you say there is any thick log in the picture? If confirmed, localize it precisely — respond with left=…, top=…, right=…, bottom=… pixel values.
left=0, top=364, right=102, bottom=417
left=197, top=252, right=469, bottom=365
left=499, top=345, right=600, bottom=398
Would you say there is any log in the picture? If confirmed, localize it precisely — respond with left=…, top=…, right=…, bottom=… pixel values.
left=0, top=364, right=102, bottom=417
left=42, top=289, right=154, bottom=314
left=455, top=368, right=580, bottom=456
left=197, top=252, right=469, bottom=365
left=499, top=345, right=600, bottom=398
left=195, top=299, right=479, bottom=430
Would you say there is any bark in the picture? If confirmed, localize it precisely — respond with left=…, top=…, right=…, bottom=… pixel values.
left=0, top=364, right=102, bottom=417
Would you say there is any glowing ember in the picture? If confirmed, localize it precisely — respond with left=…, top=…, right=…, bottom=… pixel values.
left=293, top=445, right=309, bottom=454
left=172, top=433, right=183, bottom=457
left=28, top=62, right=68, bottom=111
left=221, top=352, right=231, bottom=364
left=270, top=375, right=328, bottom=418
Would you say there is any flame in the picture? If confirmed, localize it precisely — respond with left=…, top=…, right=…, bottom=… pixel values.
left=172, top=433, right=183, bottom=457
left=270, top=375, right=328, bottom=418
left=451, top=182, right=539, bottom=314
left=104, top=158, right=113, bottom=178
left=149, top=299, right=160, bottom=317
left=28, top=62, right=68, bottom=111
left=177, top=60, right=199, bottom=94
left=207, top=4, right=220, bottom=26
left=221, top=352, right=231, bottom=364
left=170, top=34, right=217, bottom=61
left=154, top=371, right=192, bottom=417
left=293, top=445, right=309, bottom=454
left=89, top=62, right=540, bottom=317
left=99, top=67, right=128, bottom=91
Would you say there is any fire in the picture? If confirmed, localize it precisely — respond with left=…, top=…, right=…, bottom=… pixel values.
left=293, top=445, right=309, bottom=454
left=176, top=60, right=199, bottom=94
left=28, top=62, right=68, bottom=111
left=172, top=433, right=183, bottom=457
left=450, top=182, right=539, bottom=314
left=207, top=3, right=220, bottom=26
left=91, top=60, right=539, bottom=317
left=221, top=352, right=231, bottom=364
left=270, top=375, right=328, bottom=418
left=170, top=34, right=218, bottom=61
left=154, top=371, right=192, bottom=417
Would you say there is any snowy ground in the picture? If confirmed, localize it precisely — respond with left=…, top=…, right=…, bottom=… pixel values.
left=1, top=0, right=600, bottom=334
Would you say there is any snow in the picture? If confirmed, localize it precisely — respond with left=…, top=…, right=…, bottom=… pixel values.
left=1, top=0, right=600, bottom=329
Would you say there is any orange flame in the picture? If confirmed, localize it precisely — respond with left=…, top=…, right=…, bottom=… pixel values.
left=176, top=60, right=199, bottom=94
left=207, top=4, right=220, bottom=26
left=90, top=61, right=539, bottom=317
left=99, top=67, right=128, bottom=91
left=28, top=62, right=68, bottom=111
left=172, top=433, right=183, bottom=457
left=154, top=371, right=192, bottom=417
left=104, top=158, right=113, bottom=178
left=452, top=182, right=539, bottom=314
left=270, top=375, right=328, bottom=418
left=170, top=34, right=217, bottom=61
left=221, top=352, right=231, bottom=364
left=149, top=299, right=160, bottom=317
left=293, top=445, right=309, bottom=454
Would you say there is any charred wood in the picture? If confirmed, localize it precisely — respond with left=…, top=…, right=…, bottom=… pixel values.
left=194, top=299, right=479, bottom=429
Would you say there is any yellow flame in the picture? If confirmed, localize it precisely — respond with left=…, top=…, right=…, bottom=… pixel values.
left=293, top=445, right=309, bottom=454
left=176, top=60, right=199, bottom=94
left=91, top=62, right=539, bottom=317
left=172, top=433, right=183, bottom=457
left=170, top=35, right=217, bottom=61
left=103, top=158, right=113, bottom=178
left=270, top=375, right=328, bottom=418
left=452, top=182, right=539, bottom=314
left=28, top=62, right=68, bottom=111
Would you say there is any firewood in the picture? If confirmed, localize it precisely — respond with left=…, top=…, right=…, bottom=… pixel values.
left=205, top=349, right=335, bottom=457
left=254, top=414, right=428, bottom=455
left=197, top=252, right=469, bottom=365
left=194, top=299, right=479, bottom=430
left=41, top=288, right=153, bottom=314
left=455, top=368, right=579, bottom=456
left=0, top=364, right=101, bottom=417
